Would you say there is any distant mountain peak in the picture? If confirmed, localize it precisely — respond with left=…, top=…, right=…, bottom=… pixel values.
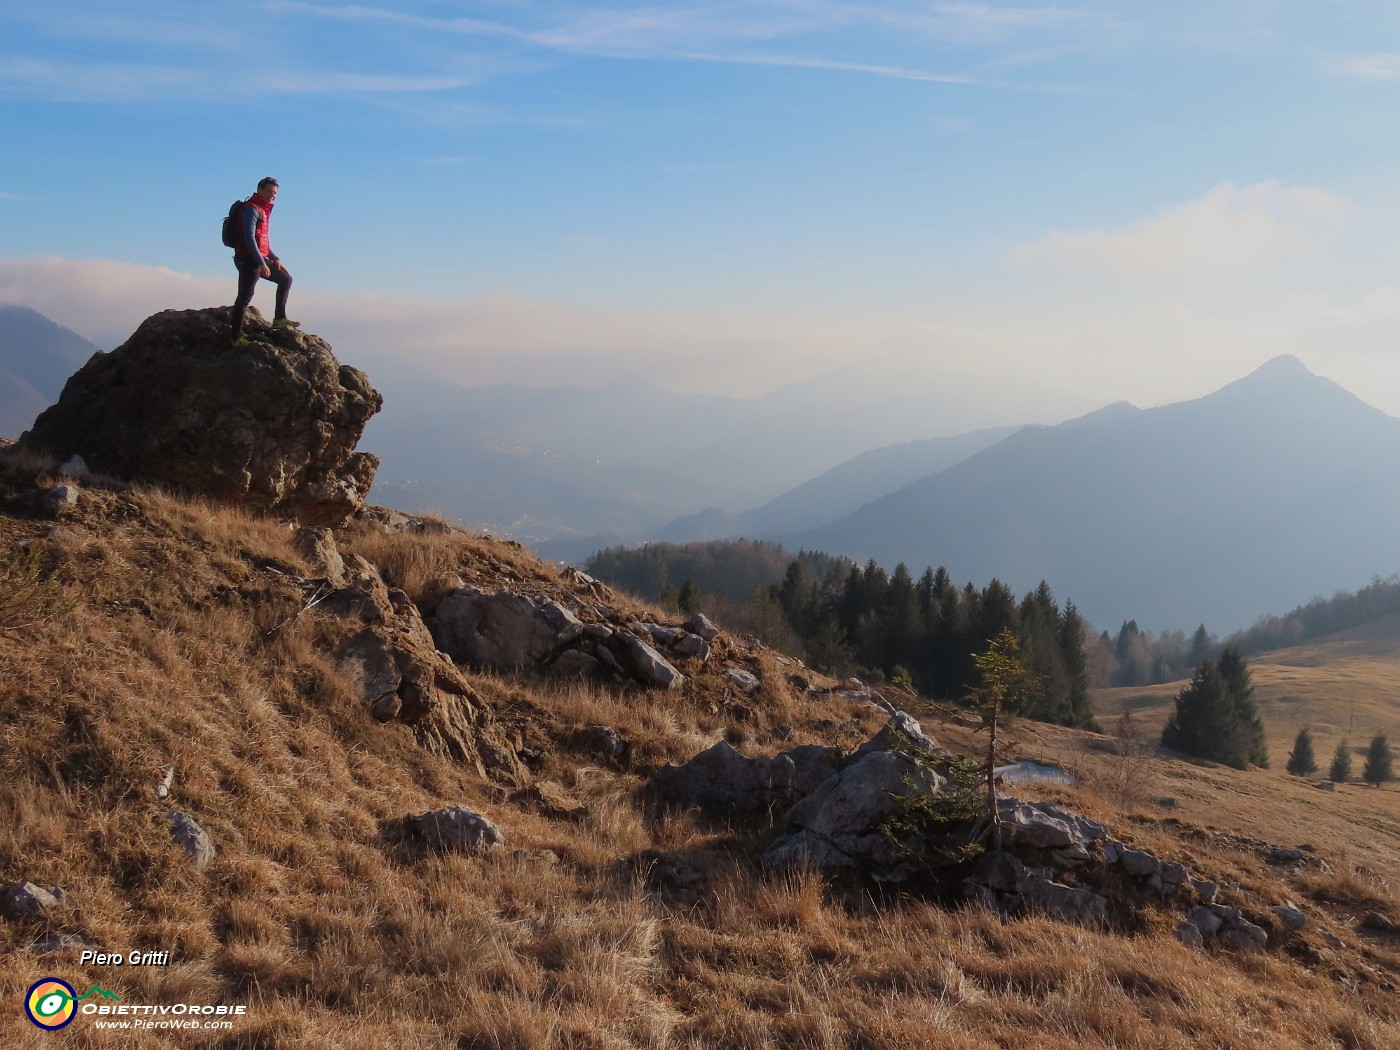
left=1059, top=400, right=1141, bottom=430
left=1209, top=353, right=1373, bottom=414
left=1248, top=354, right=1312, bottom=379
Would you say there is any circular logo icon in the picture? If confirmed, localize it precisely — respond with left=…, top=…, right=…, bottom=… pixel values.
left=26, top=978, right=77, bottom=1030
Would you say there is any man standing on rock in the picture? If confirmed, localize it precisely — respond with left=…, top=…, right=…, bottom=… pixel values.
left=230, top=177, right=298, bottom=346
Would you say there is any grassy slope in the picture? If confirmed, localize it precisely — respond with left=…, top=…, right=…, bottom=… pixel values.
left=1095, top=618, right=1400, bottom=772
left=1, top=464, right=1398, bottom=1048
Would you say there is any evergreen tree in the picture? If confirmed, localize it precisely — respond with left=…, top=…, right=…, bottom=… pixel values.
left=1286, top=728, right=1318, bottom=777
left=1160, top=646, right=1267, bottom=769
left=1363, top=734, right=1393, bottom=787
left=1059, top=603, right=1096, bottom=729
left=965, top=628, right=1036, bottom=850
left=1188, top=624, right=1212, bottom=666
left=1329, top=741, right=1352, bottom=783
left=677, top=578, right=699, bottom=615
left=1216, top=646, right=1268, bottom=767
left=976, top=579, right=1020, bottom=646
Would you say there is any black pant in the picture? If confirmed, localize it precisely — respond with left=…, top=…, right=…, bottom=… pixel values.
left=231, top=256, right=293, bottom=338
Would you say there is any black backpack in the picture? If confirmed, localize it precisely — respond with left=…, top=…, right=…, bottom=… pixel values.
left=220, top=199, right=246, bottom=249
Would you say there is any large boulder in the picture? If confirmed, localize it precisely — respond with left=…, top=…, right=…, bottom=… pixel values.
left=19, top=307, right=381, bottom=525
left=431, top=587, right=584, bottom=670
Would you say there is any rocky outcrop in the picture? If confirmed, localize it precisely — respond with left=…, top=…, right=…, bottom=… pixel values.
left=432, top=587, right=584, bottom=670
left=19, top=307, right=381, bottom=526
left=656, top=711, right=960, bottom=880
left=653, top=740, right=842, bottom=814
left=324, top=557, right=525, bottom=783
left=761, top=749, right=944, bottom=878
left=966, top=852, right=1108, bottom=927
left=427, top=588, right=705, bottom=691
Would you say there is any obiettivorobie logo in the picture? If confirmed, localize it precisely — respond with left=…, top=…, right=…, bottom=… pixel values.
left=25, top=980, right=119, bottom=1030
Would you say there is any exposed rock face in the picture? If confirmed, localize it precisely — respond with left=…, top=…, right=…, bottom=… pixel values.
left=968, top=854, right=1109, bottom=927
left=325, top=558, right=526, bottom=783
left=432, top=587, right=584, bottom=670
left=762, top=750, right=944, bottom=878
left=19, top=307, right=381, bottom=526
left=653, top=740, right=841, bottom=815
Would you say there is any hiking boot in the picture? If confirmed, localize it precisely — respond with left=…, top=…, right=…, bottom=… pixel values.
left=273, top=317, right=301, bottom=329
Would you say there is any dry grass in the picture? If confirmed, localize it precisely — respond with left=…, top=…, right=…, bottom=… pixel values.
left=2, top=475, right=1399, bottom=1047
left=1096, top=616, right=1400, bottom=770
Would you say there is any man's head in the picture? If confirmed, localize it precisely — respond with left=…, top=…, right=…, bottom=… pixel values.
left=255, top=177, right=279, bottom=203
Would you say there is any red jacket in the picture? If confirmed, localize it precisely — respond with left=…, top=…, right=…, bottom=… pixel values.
left=239, top=195, right=274, bottom=262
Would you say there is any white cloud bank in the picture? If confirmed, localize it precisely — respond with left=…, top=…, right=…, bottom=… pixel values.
left=9, top=239, right=1400, bottom=430
left=1010, top=181, right=1346, bottom=276
left=0, top=254, right=858, bottom=396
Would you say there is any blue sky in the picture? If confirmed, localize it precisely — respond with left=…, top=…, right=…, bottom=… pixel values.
left=6, top=2, right=1400, bottom=425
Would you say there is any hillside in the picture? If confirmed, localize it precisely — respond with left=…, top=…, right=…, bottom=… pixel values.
left=653, top=426, right=1021, bottom=543
left=795, top=356, right=1400, bottom=633
left=3, top=456, right=1400, bottom=1048
left=1097, top=614, right=1400, bottom=768
left=0, top=307, right=98, bottom=439
left=3, top=311, right=1400, bottom=1049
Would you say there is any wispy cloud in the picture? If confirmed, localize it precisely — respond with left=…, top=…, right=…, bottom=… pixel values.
left=0, top=57, right=484, bottom=103
left=1010, top=181, right=1347, bottom=277
left=264, top=1, right=525, bottom=41
left=683, top=50, right=980, bottom=85
left=0, top=59, right=208, bottom=103
left=1325, top=53, right=1400, bottom=80
left=269, top=1, right=1088, bottom=90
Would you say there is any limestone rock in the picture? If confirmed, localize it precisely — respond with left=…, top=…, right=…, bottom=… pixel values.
left=1174, top=921, right=1205, bottom=949
left=762, top=750, right=943, bottom=877
left=606, top=632, right=685, bottom=689
left=684, top=613, right=719, bottom=641
left=653, top=740, right=838, bottom=814
left=327, top=564, right=524, bottom=783
left=671, top=632, right=711, bottom=660
left=965, top=851, right=1106, bottom=927
left=1219, top=920, right=1268, bottom=953
left=1187, top=906, right=1224, bottom=937
left=411, top=805, right=505, bottom=854
left=855, top=710, right=943, bottom=759
left=721, top=668, right=760, bottom=694
left=43, top=484, right=79, bottom=516
left=1118, top=848, right=1162, bottom=878
left=20, top=307, right=381, bottom=525
left=997, top=801, right=1073, bottom=850
left=576, top=725, right=629, bottom=761
left=431, top=587, right=584, bottom=670
left=1, top=882, right=64, bottom=919
left=1273, top=905, right=1307, bottom=933
left=292, top=526, right=347, bottom=585
left=168, top=811, right=216, bottom=869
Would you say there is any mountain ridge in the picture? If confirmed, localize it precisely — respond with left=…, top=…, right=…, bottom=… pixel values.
left=793, top=355, right=1400, bottom=633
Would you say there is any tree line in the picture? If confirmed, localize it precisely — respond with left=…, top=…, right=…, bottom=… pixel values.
left=585, top=542, right=1097, bottom=729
